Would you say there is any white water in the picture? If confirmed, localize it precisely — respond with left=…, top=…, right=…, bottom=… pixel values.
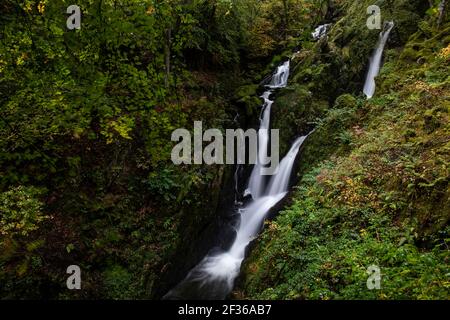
left=246, top=61, right=290, bottom=199
left=267, top=60, right=290, bottom=89
left=246, top=91, right=273, bottom=199
left=266, top=136, right=307, bottom=195
left=312, top=23, right=331, bottom=40
left=164, top=60, right=308, bottom=300
left=363, top=21, right=395, bottom=99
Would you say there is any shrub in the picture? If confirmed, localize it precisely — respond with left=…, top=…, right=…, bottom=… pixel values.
left=0, top=186, right=47, bottom=237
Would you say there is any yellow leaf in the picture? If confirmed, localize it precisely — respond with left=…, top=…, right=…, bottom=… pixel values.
left=146, top=6, right=155, bottom=15
left=38, top=1, right=46, bottom=14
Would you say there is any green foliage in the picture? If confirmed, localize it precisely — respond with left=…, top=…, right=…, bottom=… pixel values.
left=103, top=265, right=135, bottom=299
left=146, top=168, right=179, bottom=202
left=334, top=94, right=357, bottom=110
left=239, top=159, right=449, bottom=299
left=0, top=186, right=47, bottom=237
left=0, top=185, right=47, bottom=298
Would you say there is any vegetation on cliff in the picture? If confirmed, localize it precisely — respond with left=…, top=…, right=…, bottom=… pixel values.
left=237, top=0, right=449, bottom=300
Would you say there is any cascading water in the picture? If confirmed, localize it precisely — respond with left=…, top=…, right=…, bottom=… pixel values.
left=363, top=21, right=395, bottom=99
left=312, top=23, right=331, bottom=41
left=267, top=60, right=290, bottom=89
left=246, top=60, right=290, bottom=199
left=266, top=136, right=307, bottom=195
left=164, top=60, right=307, bottom=300
left=245, top=91, right=273, bottom=199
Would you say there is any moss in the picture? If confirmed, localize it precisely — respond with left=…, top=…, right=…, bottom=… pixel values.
left=103, top=265, right=134, bottom=299
left=235, top=84, right=259, bottom=99
left=295, top=103, right=358, bottom=179
left=418, top=20, right=434, bottom=37
left=400, top=47, right=419, bottom=62
left=271, top=84, right=329, bottom=155
left=423, top=108, right=443, bottom=134
left=234, top=84, right=263, bottom=118
left=238, top=95, right=262, bottom=118
left=334, top=93, right=358, bottom=109
left=403, top=128, right=417, bottom=139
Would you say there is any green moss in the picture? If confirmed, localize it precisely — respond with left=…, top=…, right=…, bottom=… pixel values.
left=271, top=84, right=329, bottom=155
left=234, top=84, right=263, bottom=118
left=239, top=95, right=263, bottom=118
left=235, top=84, right=259, bottom=99
left=295, top=101, right=359, bottom=179
left=103, top=265, right=134, bottom=299
left=334, top=94, right=358, bottom=110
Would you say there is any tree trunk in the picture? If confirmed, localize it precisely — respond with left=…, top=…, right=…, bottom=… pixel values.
left=438, top=0, right=447, bottom=28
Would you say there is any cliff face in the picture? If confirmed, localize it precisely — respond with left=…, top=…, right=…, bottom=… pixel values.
left=235, top=1, right=449, bottom=299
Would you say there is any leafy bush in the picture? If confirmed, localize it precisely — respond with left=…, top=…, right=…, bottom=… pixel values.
left=0, top=186, right=47, bottom=237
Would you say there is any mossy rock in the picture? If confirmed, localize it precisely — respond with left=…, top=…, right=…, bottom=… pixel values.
left=333, top=93, right=358, bottom=109
left=271, top=84, right=329, bottom=156
left=234, top=84, right=263, bottom=118
left=235, top=84, right=259, bottom=100
left=295, top=104, right=358, bottom=179
left=238, top=95, right=263, bottom=118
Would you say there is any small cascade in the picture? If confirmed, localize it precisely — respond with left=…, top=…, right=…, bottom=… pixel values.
left=266, top=136, right=307, bottom=195
left=363, top=21, right=395, bottom=99
left=267, top=60, right=290, bottom=89
left=312, top=23, right=331, bottom=40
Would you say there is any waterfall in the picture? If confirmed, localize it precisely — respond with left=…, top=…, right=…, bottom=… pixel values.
left=312, top=23, right=331, bottom=41
left=246, top=61, right=290, bottom=199
left=246, top=91, right=273, bottom=199
left=363, top=21, right=395, bottom=99
left=266, top=136, right=307, bottom=195
left=226, top=135, right=306, bottom=261
left=267, top=60, right=290, bottom=89
left=164, top=60, right=308, bottom=300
